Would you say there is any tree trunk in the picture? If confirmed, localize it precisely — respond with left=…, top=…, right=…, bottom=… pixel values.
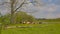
left=10, top=0, right=15, bottom=24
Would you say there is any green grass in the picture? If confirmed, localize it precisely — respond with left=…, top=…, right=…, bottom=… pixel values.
left=1, top=24, right=60, bottom=34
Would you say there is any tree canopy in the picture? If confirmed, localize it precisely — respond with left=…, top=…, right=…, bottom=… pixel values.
left=0, top=11, right=36, bottom=24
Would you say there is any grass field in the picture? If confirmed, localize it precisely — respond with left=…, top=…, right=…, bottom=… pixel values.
left=1, top=24, right=60, bottom=34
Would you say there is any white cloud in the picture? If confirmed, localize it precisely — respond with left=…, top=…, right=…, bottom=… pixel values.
left=34, top=3, right=58, bottom=13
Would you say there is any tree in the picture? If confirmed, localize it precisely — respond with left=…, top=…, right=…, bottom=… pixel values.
left=10, top=0, right=25, bottom=24
left=0, top=0, right=42, bottom=24
left=0, top=0, right=27, bottom=24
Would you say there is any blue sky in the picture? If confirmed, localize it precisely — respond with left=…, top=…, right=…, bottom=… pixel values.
left=0, top=0, right=60, bottom=19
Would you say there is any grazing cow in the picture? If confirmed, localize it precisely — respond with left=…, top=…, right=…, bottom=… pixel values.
left=26, top=22, right=30, bottom=24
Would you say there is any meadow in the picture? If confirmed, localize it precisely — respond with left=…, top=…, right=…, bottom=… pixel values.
left=1, top=24, right=60, bottom=34
left=0, top=18, right=60, bottom=34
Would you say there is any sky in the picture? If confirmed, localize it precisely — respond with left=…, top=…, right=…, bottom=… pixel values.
left=0, top=0, right=60, bottom=19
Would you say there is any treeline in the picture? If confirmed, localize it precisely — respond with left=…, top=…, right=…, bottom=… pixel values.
left=36, top=18, right=60, bottom=22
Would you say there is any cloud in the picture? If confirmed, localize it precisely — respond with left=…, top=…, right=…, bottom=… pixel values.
left=20, top=0, right=60, bottom=19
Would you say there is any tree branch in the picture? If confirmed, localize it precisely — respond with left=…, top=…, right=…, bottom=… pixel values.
left=15, top=1, right=24, bottom=11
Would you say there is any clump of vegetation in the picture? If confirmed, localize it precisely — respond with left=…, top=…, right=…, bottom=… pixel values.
left=14, top=11, right=36, bottom=24
left=0, top=11, right=37, bottom=25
